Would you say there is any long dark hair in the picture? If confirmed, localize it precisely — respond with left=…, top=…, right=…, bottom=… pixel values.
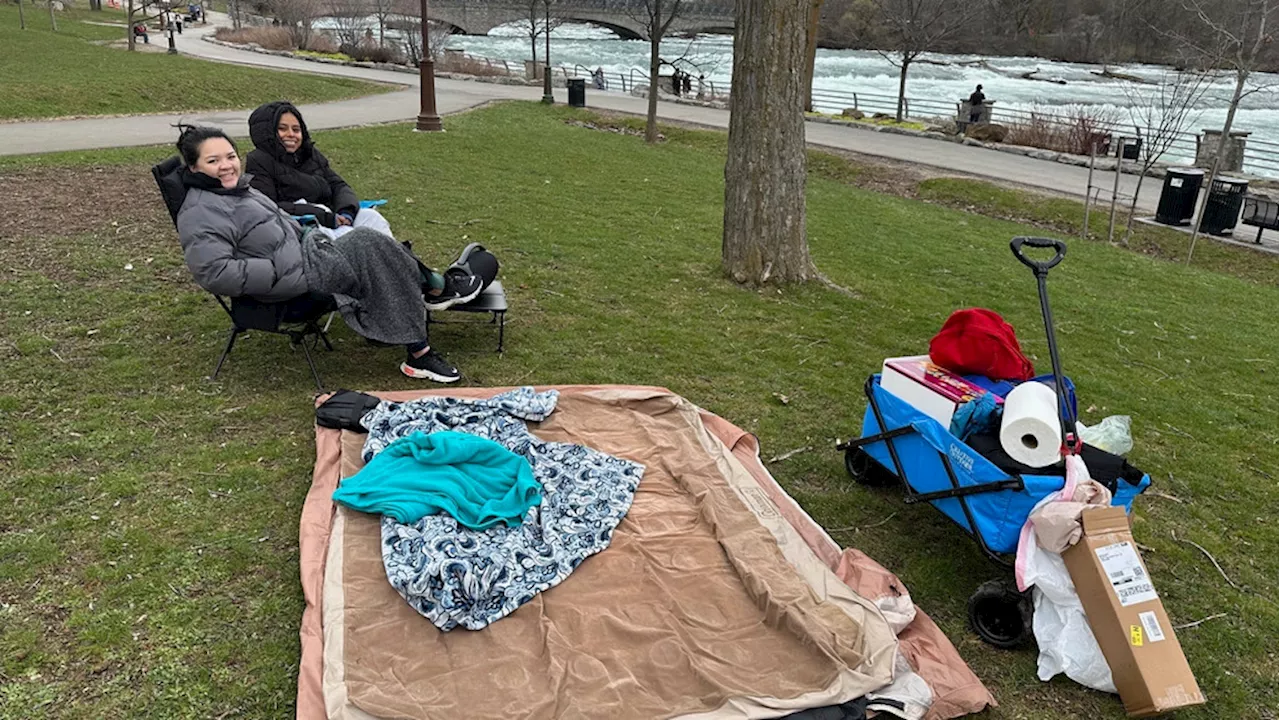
left=175, top=124, right=238, bottom=167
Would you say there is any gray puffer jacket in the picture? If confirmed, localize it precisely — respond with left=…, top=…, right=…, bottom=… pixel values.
left=175, top=171, right=310, bottom=302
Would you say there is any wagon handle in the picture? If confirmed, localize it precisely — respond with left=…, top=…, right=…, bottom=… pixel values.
left=1010, top=236, right=1066, bottom=275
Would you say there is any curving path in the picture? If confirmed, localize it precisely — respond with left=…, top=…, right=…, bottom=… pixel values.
left=3, top=12, right=1273, bottom=252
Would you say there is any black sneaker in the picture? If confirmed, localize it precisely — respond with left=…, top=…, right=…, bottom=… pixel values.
left=400, top=348, right=461, bottom=383
left=423, top=269, right=484, bottom=311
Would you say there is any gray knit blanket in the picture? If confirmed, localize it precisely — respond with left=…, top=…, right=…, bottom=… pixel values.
left=300, top=227, right=425, bottom=345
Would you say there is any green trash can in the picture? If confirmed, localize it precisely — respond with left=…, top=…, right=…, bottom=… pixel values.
left=567, top=78, right=586, bottom=108
left=1201, top=177, right=1249, bottom=236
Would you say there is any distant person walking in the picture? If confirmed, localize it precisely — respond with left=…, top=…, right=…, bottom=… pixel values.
left=697, top=74, right=706, bottom=99
left=968, top=84, right=986, bottom=124
left=682, top=73, right=692, bottom=96
left=671, top=69, right=682, bottom=96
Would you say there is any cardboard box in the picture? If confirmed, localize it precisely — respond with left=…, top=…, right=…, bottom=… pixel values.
left=880, top=356, right=999, bottom=428
left=1061, top=506, right=1205, bottom=717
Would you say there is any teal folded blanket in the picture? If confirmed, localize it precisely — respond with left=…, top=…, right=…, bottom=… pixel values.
left=333, top=431, right=541, bottom=528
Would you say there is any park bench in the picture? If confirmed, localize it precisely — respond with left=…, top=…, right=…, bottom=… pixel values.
left=1240, top=194, right=1278, bottom=244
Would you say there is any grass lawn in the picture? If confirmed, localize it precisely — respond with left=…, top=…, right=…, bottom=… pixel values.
left=0, top=102, right=1275, bottom=719
left=0, top=4, right=392, bottom=120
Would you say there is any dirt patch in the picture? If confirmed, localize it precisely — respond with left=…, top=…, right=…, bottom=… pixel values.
left=565, top=119, right=663, bottom=142
left=0, top=164, right=170, bottom=241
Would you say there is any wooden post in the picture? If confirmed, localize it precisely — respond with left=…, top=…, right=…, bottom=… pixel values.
left=1083, top=142, right=1096, bottom=239
left=1107, top=139, right=1123, bottom=243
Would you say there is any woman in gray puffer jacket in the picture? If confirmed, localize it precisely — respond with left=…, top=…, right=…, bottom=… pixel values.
left=168, top=126, right=480, bottom=383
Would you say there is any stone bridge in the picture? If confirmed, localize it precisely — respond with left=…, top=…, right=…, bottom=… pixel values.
left=426, top=0, right=735, bottom=40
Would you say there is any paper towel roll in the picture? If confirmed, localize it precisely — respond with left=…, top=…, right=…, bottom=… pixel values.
left=1000, top=381, right=1063, bottom=468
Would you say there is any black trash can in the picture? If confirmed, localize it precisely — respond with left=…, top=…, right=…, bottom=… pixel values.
left=567, top=78, right=586, bottom=108
left=1201, top=177, right=1249, bottom=236
left=1155, top=167, right=1204, bottom=225
left=1119, top=137, right=1142, bottom=160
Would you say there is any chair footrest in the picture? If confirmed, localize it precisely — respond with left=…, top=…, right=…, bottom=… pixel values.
left=449, top=281, right=508, bottom=313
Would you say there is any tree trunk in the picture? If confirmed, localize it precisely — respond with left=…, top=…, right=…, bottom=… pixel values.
left=802, top=0, right=822, bottom=112
left=126, top=0, right=135, bottom=50
left=1186, top=69, right=1246, bottom=264
left=722, top=0, right=811, bottom=286
left=530, top=28, right=537, bottom=64
left=644, top=0, right=662, bottom=144
left=48, top=0, right=57, bottom=31
left=1121, top=171, right=1145, bottom=246
left=895, top=57, right=909, bottom=122
left=18, top=0, right=27, bottom=29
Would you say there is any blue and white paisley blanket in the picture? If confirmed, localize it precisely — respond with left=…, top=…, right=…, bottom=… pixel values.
left=358, top=387, right=644, bottom=631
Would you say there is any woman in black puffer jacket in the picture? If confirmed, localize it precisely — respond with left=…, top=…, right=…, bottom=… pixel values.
left=165, top=126, right=481, bottom=383
left=245, top=100, right=394, bottom=237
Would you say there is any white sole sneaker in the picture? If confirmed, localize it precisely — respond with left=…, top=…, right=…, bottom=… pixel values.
left=423, top=284, right=483, bottom=311
left=399, top=362, right=461, bottom=383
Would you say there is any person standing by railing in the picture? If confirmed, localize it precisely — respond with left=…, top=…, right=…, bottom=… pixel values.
left=968, top=84, right=986, bottom=124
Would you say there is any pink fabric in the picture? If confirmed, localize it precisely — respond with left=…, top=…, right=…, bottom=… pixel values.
left=1015, top=455, right=1108, bottom=591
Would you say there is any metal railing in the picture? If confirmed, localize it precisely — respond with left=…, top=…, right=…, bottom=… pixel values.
left=809, top=86, right=1278, bottom=177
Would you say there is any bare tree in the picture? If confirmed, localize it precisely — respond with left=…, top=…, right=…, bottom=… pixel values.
left=628, top=0, right=685, bottom=143
left=803, top=0, right=823, bottom=111
left=328, top=0, right=370, bottom=47
left=723, top=0, right=812, bottom=286
left=46, top=0, right=57, bottom=31
left=18, top=0, right=27, bottom=29
left=520, top=0, right=563, bottom=65
left=272, top=0, right=322, bottom=48
left=1176, top=0, right=1279, bottom=262
left=873, top=0, right=976, bottom=122
left=396, top=16, right=449, bottom=62
left=1119, top=69, right=1212, bottom=244
left=126, top=0, right=164, bottom=50
left=369, top=0, right=394, bottom=46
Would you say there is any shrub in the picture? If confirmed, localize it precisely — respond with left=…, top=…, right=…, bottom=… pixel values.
left=436, top=53, right=514, bottom=78
left=1004, top=104, right=1117, bottom=156
left=338, top=41, right=405, bottom=65
left=212, top=26, right=296, bottom=51
left=304, top=33, right=340, bottom=54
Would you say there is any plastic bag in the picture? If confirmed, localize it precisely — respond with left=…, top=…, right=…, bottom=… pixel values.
left=1022, top=535, right=1117, bottom=693
left=1017, top=455, right=1117, bottom=693
left=1078, top=415, right=1133, bottom=456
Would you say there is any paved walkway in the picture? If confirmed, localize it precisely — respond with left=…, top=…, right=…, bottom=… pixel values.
left=4, top=13, right=1274, bottom=252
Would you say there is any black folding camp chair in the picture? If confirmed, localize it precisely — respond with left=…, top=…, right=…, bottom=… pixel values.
left=151, top=156, right=335, bottom=392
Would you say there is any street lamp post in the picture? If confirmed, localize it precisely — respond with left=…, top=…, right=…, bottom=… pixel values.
left=540, top=0, right=554, bottom=104
left=415, top=0, right=443, bottom=132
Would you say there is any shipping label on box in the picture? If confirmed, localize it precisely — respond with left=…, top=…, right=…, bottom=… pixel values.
left=1062, top=507, right=1205, bottom=717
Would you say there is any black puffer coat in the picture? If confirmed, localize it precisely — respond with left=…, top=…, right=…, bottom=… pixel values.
left=244, top=101, right=360, bottom=228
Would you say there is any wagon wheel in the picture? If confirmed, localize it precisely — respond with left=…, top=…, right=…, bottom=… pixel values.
left=968, top=580, right=1033, bottom=649
left=844, top=447, right=895, bottom=487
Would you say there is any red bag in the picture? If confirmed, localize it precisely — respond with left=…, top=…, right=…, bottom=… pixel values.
left=929, top=308, right=1035, bottom=381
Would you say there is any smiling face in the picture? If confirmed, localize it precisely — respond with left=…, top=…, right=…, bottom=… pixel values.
left=277, top=112, right=303, bottom=154
left=192, top=137, right=241, bottom=189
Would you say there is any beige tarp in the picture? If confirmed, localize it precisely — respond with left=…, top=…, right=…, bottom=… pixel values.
left=298, top=386, right=995, bottom=720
